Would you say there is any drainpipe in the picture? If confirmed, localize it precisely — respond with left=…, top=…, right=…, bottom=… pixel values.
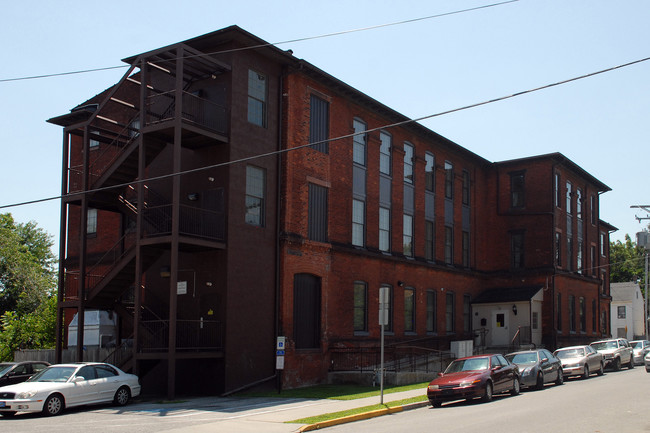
left=275, top=67, right=286, bottom=393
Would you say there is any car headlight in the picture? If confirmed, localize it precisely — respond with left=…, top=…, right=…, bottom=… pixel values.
left=16, top=390, right=37, bottom=399
left=459, top=380, right=481, bottom=387
left=522, top=367, right=533, bottom=376
left=428, top=384, right=439, bottom=390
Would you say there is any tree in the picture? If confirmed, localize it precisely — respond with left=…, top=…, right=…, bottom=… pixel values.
left=610, top=234, right=646, bottom=290
left=0, top=213, right=57, bottom=361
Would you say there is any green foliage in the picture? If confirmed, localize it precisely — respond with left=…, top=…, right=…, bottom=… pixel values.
left=610, top=234, right=646, bottom=291
left=0, top=213, right=57, bottom=361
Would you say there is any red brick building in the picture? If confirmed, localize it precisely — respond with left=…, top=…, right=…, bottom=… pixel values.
left=48, top=26, right=614, bottom=396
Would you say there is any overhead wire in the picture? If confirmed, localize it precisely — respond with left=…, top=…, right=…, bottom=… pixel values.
left=0, top=0, right=519, bottom=83
left=0, top=54, right=649, bottom=212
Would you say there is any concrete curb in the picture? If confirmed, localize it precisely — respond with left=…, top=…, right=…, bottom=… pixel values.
left=298, top=400, right=430, bottom=432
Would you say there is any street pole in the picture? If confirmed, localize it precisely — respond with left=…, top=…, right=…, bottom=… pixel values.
left=646, top=252, right=649, bottom=339
left=380, top=316, right=385, bottom=405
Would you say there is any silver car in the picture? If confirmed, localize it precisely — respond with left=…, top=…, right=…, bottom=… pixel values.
left=645, top=352, right=650, bottom=373
left=630, top=340, right=650, bottom=365
left=554, top=345, right=604, bottom=379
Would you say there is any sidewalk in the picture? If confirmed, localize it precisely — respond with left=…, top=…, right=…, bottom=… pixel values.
left=129, top=387, right=430, bottom=432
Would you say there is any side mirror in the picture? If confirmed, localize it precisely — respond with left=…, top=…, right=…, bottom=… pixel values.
left=541, top=358, right=548, bottom=363
left=73, top=376, right=85, bottom=383
left=437, top=372, right=444, bottom=377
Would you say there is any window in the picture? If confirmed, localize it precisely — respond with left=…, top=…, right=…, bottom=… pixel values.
left=577, top=240, right=583, bottom=274
left=462, top=170, right=470, bottom=206
left=426, top=291, right=436, bottom=333
left=309, top=95, right=329, bottom=153
left=425, top=220, right=435, bottom=261
left=567, top=237, right=573, bottom=271
left=353, top=119, right=366, bottom=166
left=87, top=208, right=97, bottom=235
left=555, top=173, right=561, bottom=208
left=590, top=246, right=596, bottom=276
left=463, top=294, right=471, bottom=333
left=308, top=183, right=328, bottom=242
left=600, top=232, right=606, bottom=256
left=403, top=214, right=413, bottom=257
left=89, top=130, right=100, bottom=149
left=403, top=142, right=414, bottom=183
left=95, top=365, right=118, bottom=378
left=379, top=131, right=392, bottom=175
left=510, top=171, right=525, bottom=208
left=576, top=188, right=583, bottom=219
left=532, top=312, right=539, bottom=330
left=591, top=195, right=596, bottom=225
left=445, top=292, right=455, bottom=333
left=444, top=226, right=453, bottom=264
left=245, top=166, right=265, bottom=226
left=592, top=300, right=597, bottom=333
left=404, top=287, right=415, bottom=332
left=579, top=297, right=586, bottom=332
left=444, top=161, right=454, bottom=199
left=425, top=153, right=435, bottom=192
left=462, top=231, right=470, bottom=268
left=352, top=199, right=365, bottom=247
left=569, top=295, right=575, bottom=332
left=617, top=306, right=626, bottom=319
left=293, top=274, right=321, bottom=349
left=353, top=281, right=367, bottom=333
left=566, top=182, right=572, bottom=214
left=555, top=232, right=562, bottom=267
left=247, top=69, right=266, bottom=127
left=511, top=231, right=524, bottom=269
left=379, top=207, right=390, bottom=252
left=557, top=293, right=562, bottom=331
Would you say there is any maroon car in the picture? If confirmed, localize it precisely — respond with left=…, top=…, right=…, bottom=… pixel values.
left=427, top=354, right=520, bottom=407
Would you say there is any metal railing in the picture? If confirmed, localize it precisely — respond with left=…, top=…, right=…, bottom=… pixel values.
left=138, top=319, right=224, bottom=352
left=142, top=204, right=225, bottom=241
left=145, top=90, right=229, bottom=135
left=329, top=346, right=453, bottom=374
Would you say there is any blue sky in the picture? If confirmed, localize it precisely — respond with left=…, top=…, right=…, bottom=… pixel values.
left=1, top=0, right=648, bottom=253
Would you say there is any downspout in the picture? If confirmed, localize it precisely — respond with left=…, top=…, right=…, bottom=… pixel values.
left=551, top=160, right=559, bottom=350
left=275, top=67, right=286, bottom=391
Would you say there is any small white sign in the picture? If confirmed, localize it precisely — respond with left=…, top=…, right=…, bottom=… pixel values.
left=276, top=356, right=285, bottom=370
left=177, top=281, right=187, bottom=295
left=276, top=336, right=286, bottom=350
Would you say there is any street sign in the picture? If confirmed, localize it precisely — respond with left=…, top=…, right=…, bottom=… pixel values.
left=276, top=356, right=285, bottom=370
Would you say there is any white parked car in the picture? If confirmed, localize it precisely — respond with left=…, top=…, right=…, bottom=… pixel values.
left=645, top=352, right=650, bottom=373
left=0, top=362, right=140, bottom=417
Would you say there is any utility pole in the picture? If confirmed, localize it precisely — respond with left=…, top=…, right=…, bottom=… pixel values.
left=379, top=287, right=389, bottom=405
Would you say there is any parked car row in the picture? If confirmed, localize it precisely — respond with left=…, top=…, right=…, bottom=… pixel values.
left=0, top=362, right=141, bottom=418
left=427, top=338, right=644, bottom=408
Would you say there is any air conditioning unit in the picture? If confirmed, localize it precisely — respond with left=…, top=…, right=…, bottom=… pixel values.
left=637, top=231, right=650, bottom=250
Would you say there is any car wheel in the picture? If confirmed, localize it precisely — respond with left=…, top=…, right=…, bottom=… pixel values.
left=114, top=386, right=131, bottom=406
left=42, top=394, right=64, bottom=416
left=628, top=358, right=635, bottom=369
left=511, top=377, right=521, bottom=396
left=555, top=369, right=564, bottom=385
left=1, top=411, right=16, bottom=417
left=614, top=357, right=621, bottom=371
left=431, top=401, right=442, bottom=408
left=646, top=367, right=650, bottom=373
left=582, top=364, right=590, bottom=380
left=482, top=381, right=493, bottom=402
left=535, top=372, right=544, bottom=390
left=597, top=362, right=604, bottom=376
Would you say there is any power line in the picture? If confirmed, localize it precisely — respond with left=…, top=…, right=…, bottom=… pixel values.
left=0, top=53, right=648, bottom=212
left=0, top=0, right=519, bottom=83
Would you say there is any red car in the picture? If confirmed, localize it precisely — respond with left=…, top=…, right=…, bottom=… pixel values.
left=427, top=354, right=521, bottom=408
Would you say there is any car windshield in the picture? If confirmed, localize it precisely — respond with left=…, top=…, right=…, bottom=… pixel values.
left=631, top=341, right=644, bottom=349
left=0, top=363, right=15, bottom=376
left=28, top=366, right=77, bottom=383
left=591, top=341, right=617, bottom=350
left=506, top=353, right=538, bottom=365
left=555, top=348, right=585, bottom=359
left=445, top=358, right=489, bottom=373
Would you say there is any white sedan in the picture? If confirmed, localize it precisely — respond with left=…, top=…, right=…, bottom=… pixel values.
left=0, top=362, right=140, bottom=417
